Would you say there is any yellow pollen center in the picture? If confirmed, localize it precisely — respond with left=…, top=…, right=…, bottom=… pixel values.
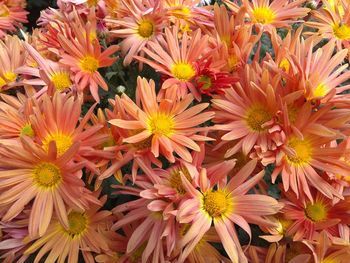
left=276, top=217, right=292, bottom=235
left=279, top=58, right=290, bottom=72
left=313, top=83, right=328, bottom=98
left=87, top=0, right=98, bottom=6
left=321, top=258, right=339, bottom=263
left=138, top=20, right=154, bottom=38
left=169, top=167, right=191, bottom=195
left=80, top=56, right=99, bottom=73
left=252, top=7, right=275, bottom=24
left=333, top=23, right=350, bottom=40
left=286, top=137, right=313, bottom=166
left=228, top=55, right=238, bottom=71
left=3, top=72, right=17, bottom=83
left=171, top=62, right=196, bottom=81
left=245, top=105, right=272, bottom=132
left=33, top=162, right=62, bottom=189
left=202, top=190, right=231, bottom=218
left=147, top=113, right=175, bottom=137
left=0, top=5, right=10, bottom=17
left=42, top=133, right=73, bottom=156
left=305, top=202, right=328, bottom=222
left=64, top=212, right=88, bottom=238
left=173, top=7, right=191, bottom=18
left=0, top=77, right=6, bottom=87
left=20, top=123, right=34, bottom=137
left=198, top=75, right=212, bottom=90
left=50, top=72, right=72, bottom=91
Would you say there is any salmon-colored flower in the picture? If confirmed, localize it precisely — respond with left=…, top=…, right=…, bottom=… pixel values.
left=24, top=195, right=113, bottom=263
left=57, top=15, right=119, bottom=102
left=0, top=1, right=28, bottom=38
left=307, top=0, right=350, bottom=54
left=29, top=93, right=108, bottom=173
left=212, top=67, right=280, bottom=156
left=109, top=77, right=214, bottom=163
left=107, top=0, right=165, bottom=66
left=0, top=92, right=35, bottom=140
left=0, top=136, right=90, bottom=238
left=135, top=27, right=211, bottom=100
left=177, top=163, right=281, bottom=263
left=0, top=35, right=25, bottom=90
left=229, top=0, right=310, bottom=33
left=281, top=188, right=350, bottom=240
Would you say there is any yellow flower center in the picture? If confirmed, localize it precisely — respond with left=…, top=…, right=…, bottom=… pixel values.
left=138, top=20, right=154, bottom=38
left=3, top=72, right=17, bottom=83
left=321, top=258, right=339, bottom=263
left=0, top=77, right=6, bottom=88
left=245, top=105, right=272, bottom=132
left=228, top=54, right=238, bottom=71
left=173, top=7, right=191, bottom=18
left=305, top=202, right=328, bottom=222
left=313, top=83, right=328, bottom=98
left=198, top=75, right=212, bottom=90
left=42, top=133, right=73, bottom=156
left=287, top=104, right=298, bottom=124
left=202, top=190, right=232, bottom=218
left=169, top=166, right=191, bottom=195
left=276, top=217, right=293, bottom=235
left=87, top=0, right=98, bottom=6
left=286, top=137, right=313, bottom=166
left=0, top=5, right=10, bottom=17
left=33, top=162, right=62, bottom=189
left=279, top=58, right=290, bottom=72
left=64, top=212, right=88, bottom=238
left=252, top=7, right=275, bottom=24
left=50, top=72, right=72, bottom=91
left=171, top=62, right=196, bottom=81
left=333, top=23, right=350, bottom=40
left=80, top=56, right=99, bottom=73
left=20, top=123, right=35, bottom=137
left=147, top=113, right=175, bottom=137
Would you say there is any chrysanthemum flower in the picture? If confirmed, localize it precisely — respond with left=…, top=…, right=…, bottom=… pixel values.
left=109, top=77, right=214, bottom=163
left=107, top=0, right=165, bottom=66
left=294, top=39, right=350, bottom=101
left=234, top=0, right=310, bottom=32
left=29, top=93, right=108, bottom=173
left=0, top=1, right=28, bottom=38
left=0, top=92, right=35, bottom=139
left=177, top=165, right=281, bottom=263
left=307, top=0, right=350, bottom=54
left=0, top=136, right=91, bottom=238
left=0, top=35, right=25, bottom=90
left=135, top=27, right=211, bottom=100
left=281, top=189, right=350, bottom=240
left=57, top=16, right=119, bottom=102
left=303, top=230, right=350, bottom=263
left=19, top=42, right=73, bottom=94
left=212, top=67, right=280, bottom=156
left=24, top=195, right=113, bottom=263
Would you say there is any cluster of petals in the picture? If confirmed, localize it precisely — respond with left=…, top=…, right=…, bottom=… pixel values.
left=1, top=0, right=350, bottom=262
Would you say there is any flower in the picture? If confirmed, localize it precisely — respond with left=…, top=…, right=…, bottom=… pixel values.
left=107, top=0, right=165, bottom=66
left=109, top=76, right=214, bottom=163
left=235, top=0, right=310, bottom=32
left=212, top=67, right=280, bottom=156
left=24, top=195, right=113, bottom=263
left=57, top=13, right=119, bottom=102
left=0, top=35, right=25, bottom=90
left=0, top=1, right=28, bottom=38
left=0, top=135, right=91, bottom=238
left=177, top=163, right=281, bottom=263
left=135, top=27, right=211, bottom=100
left=307, top=0, right=350, bottom=53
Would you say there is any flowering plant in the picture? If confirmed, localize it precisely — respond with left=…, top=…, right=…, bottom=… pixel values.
left=1, top=0, right=350, bottom=262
